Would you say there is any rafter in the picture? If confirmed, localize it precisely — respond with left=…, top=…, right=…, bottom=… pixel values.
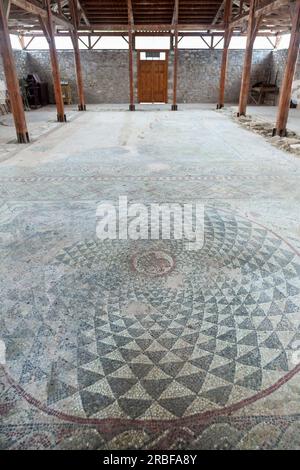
left=11, top=0, right=74, bottom=30
left=5, top=0, right=294, bottom=36
left=230, top=0, right=290, bottom=28
left=172, top=0, right=179, bottom=27
left=3, top=0, right=11, bottom=20
left=127, top=0, right=134, bottom=26
left=212, top=0, right=226, bottom=25
left=77, top=0, right=90, bottom=27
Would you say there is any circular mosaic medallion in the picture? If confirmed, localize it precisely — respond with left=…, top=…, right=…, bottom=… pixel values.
left=132, top=250, right=175, bottom=277
left=2, top=207, right=300, bottom=422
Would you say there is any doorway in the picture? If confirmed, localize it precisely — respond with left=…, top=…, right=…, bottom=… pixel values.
left=138, top=51, right=168, bottom=104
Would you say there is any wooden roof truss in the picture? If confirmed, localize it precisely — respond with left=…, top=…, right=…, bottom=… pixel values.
left=5, top=0, right=296, bottom=38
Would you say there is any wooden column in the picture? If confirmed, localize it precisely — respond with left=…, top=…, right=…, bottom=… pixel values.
left=71, top=32, right=86, bottom=110
left=40, top=0, right=66, bottom=122
left=0, top=0, right=29, bottom=143
left=217, top=0, right=232, bottom=109
left=172, top=0, right=179, bottom=111
left=3, top=0, right=11, bottom=19
left=128, top=27, right=135, bottom=111
left=172, top=27, right=179, bottom=111
left=127, top=0, right=135, bottom=111
left=237, top=0, right=261, bottom=117
left=273, top=0, right=300, bottom=137
left=70, top=0, right=86, bottom=111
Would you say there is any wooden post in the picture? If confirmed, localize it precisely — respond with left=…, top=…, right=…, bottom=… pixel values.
left=40, top=0, right=66, bottom=122
left=172, top=0, right=179, bottom=111
left=56, top=0, right=62, bottom=16
left=128, top=28, right=135, bottom=111
left=3, top=0, right=11, bottom=19
left=237, top=0, right=262, bottom=117
left=172, top=27, right=179, bottom=110
left=71, top=31, right=86, bottom=110
left=70, top=0, right=86, bottom=111
left=217, top=0, right=232, bottom=109
left=0, top=0, right=29, bottom=143
left=273, top=0, right=300, bottom=137
left=127, top=0, right=135, bottom=111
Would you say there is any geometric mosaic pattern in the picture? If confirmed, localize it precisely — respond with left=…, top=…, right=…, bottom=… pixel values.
left=2, top=207, right=300, bottom=421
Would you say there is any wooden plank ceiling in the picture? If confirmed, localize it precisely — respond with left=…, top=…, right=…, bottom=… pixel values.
left=78, top=0, right=225, bottom=26
left=7, top=0, right=293, bottom=35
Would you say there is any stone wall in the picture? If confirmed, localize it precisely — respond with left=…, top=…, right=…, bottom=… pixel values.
left=0, top=48, right=287, bottom=105
left=271, top=49, right=300, bottom=104
left=271, top=49, right=288, bottom=87
left=0, top=50, right=28, bottom=82
left=176, top=49, right=272, bottom=103
left=26, top=50, right=132, bottom=104
left=25, top=49, right=272, bottom=104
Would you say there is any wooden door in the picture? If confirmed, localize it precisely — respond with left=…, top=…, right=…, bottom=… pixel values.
left=138, top=61, right=153, bottom=103
left=152, top=61, right=167, bottom=102
left=138, top=57, right=168, bottom=103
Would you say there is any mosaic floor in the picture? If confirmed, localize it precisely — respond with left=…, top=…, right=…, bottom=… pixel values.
left=1, top=105, right=300, bottom=449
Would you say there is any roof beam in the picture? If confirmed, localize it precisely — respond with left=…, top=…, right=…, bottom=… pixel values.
left=3, top=0, right=11, bottom=20
left=230, top=0, right=290, bottom=29
left=77, top=0, right=90, bottom=27
left=172, top=0, right=179, bottom=27
left=11, top=0, right=74, bottom=30
left=75, top=23, right=225, bottom=32
left=212, top=0, right=226, bottom=25
left=127, top=0, right=134, bottom=26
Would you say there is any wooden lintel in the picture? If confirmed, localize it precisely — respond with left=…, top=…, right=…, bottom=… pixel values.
left=74, top=23, right=225, bottom=33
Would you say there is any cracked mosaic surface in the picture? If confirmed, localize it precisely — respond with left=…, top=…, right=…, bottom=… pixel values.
left=2, top=207, right=300, bottom=422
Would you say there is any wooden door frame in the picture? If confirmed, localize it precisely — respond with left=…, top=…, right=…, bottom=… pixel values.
left=137, top=50, right=169, bottom=104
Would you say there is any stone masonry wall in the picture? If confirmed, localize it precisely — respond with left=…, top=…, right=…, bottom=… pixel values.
left=175, top=49, right=272, bottom=103
left=0, top=50, right=29, bottom=83
left=271, top=49, right=288, bottom=88
left=0, top=48, right=287, bottom=105
left=26, top=50, right=132, bottom=104
left=271, top=49, right=300, bottom=103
